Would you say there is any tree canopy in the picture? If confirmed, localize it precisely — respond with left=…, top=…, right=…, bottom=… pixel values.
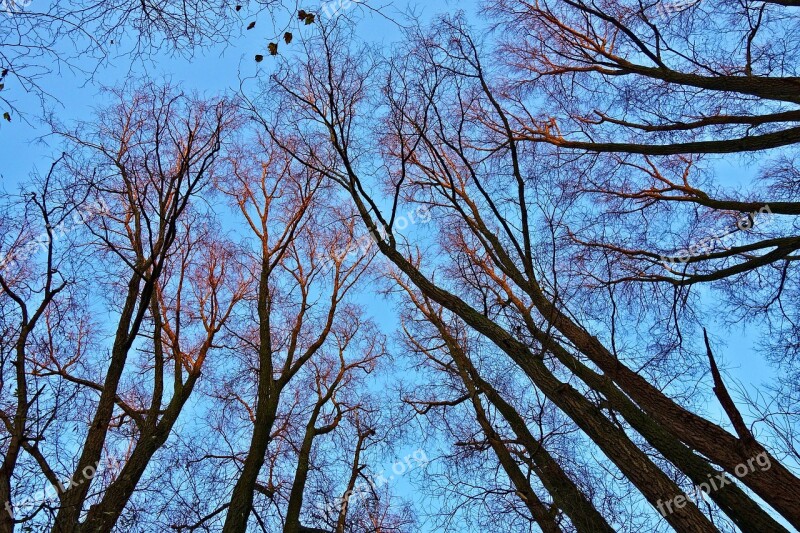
left=1, top=1, right=799, bottom=532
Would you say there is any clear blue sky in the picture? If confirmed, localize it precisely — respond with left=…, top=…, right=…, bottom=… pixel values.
left=0, top=0, right=773, bottom=472
left=0, top=0, right=472, bottom=186
left=0, top=0, right=781, bottom=528
left=0, top=3, right=477, bottom=531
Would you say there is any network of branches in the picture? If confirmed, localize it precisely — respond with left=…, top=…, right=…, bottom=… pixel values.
left=1, top=1, right=799, bottom=532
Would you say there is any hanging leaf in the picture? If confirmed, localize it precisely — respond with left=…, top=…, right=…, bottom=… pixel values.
left=2, top=69, right=9, bottom=77
left=298, top=9, right=308, bottom=20
left=268, top=42, right=278, bottom=56
left=235, top=5, right=242, bottom=11
left=284, top=32, right=293, bottom=44
left=247, top=21, right=256, bottom=30
left=3, top=112, right=10, bottom=122
left=0, top=84, right=4, bottom=91
left=304, top=13, right=315, bottom=25
left=255, top=54, right=264, bottom=62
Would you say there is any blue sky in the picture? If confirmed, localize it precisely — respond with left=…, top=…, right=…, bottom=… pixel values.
left=0, top=3, right=475, bottom=530
left=0, top=0, right=785, bottom=529
left=0, top=0, right=776, bottom=461
left=0, top=0, right=470, bottom=184
left=0, top=0, right=775, bottom=452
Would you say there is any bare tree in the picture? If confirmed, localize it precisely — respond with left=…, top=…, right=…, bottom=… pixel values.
left=5, top=2, right=800, bottom=532
left=0, top=156, right=79, bottom=533
left=0, top=83, right=238, bottom=533
left=0, top=0, right=294, bottom=120
left=259, top=17, right=799, bottom=531
left=396, top=270, right=615, bottom=532
left=213, top=129, right=386, bottom=532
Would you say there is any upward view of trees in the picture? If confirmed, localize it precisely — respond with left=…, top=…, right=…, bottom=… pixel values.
left=1, top=0, right=799, bottom=531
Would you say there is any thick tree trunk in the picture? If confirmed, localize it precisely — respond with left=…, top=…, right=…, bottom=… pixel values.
left=223, top=263, right=279, bottom=533
left=545, top=339, right=790, bottom=533
left=284, top=408, right=322, bottom=532
left=353, top=224, right=717, bottom=532
left=0, top=329, right=32, bottom=533
left=523, top=283, right=800, bottom=529
left=425, top=309, right=614, bottom=533
left=53, top=276, right=147, bottom=533
left=74, top=373, right=200, bottom=532
left=222, top=390, right=279, bottom=533
left=455, top=355, right=614, bottom=532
